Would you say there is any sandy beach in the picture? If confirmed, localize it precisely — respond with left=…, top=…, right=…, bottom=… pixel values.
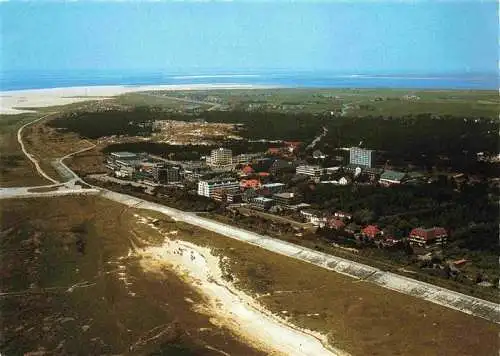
left=135, top=214, right=342, bottom=356
left=0, top=83, right=269, bottom=115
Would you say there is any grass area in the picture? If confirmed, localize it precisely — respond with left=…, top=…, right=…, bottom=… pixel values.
left=0, top=196, right=263, bottom=355
left=154, top=88, right=499, bottom=118
left=22, top=115, right=95, bottom=182
left=151, top=217, right=499, bottom=356
left=112, top=93, right=213, bottom=110
left=65, top=146, right=108, bottom=177
left=0, top=113, right=51, bottom=187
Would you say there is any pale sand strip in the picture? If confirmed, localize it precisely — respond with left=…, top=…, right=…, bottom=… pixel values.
left=135, top=215, right=344, bottom=356
left=0, top=84, right=272, bottom=115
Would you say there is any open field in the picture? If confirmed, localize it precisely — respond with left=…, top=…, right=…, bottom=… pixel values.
left=0, top=114, right=51, bottom=187
left=22, top=115, right=95, bottom=182
left=112, top=92, right=214, bottom=110
left=0, top=196, right=265, bottom=355
left=148, top=88, right=499, bottom=118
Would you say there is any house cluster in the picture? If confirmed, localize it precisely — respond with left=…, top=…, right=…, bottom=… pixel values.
left=105, top=151, right=182, bottom=184
left=299, top=208, right=448, bottom=249
left=105, top=151, right=210, bottom=185
left=191, top=146, right=430, bottom=210
left=106, top=145, right=429, bottom=198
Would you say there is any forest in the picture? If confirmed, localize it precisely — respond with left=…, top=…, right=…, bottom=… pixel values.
left=48, top=108, right=156, bottom=139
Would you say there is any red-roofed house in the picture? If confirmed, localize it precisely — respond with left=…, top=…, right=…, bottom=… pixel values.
left=328, top=218, right=345, bottom=230
left=409, top=227, right=448, bottom=247
left=362, top=225, right=382, bottom=239
left=240, top=179, right=261, bottom=190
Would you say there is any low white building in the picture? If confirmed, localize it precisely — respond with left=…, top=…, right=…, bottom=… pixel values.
left=197, top=178, right=239, bottom=198
left=300, top=209, right=327, bottom=227
left=296, top=165, right=323, bottom=177
left=319, top=177, right=349, bottom=186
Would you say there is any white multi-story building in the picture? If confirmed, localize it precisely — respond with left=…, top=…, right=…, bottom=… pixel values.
left=349, top=147, right=375, bottom=168
left=295, top=165, right=323, bottom=177
left=210, top=148, right=233, bottom=167
left=197, top=178, right=239, bottom=198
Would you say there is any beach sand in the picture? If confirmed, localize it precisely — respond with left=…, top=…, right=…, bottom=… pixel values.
left=0, top=83, right=268, bottom=114
left=135, top=214, right=343, bottom=356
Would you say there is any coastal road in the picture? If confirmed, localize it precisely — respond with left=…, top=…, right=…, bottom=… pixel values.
left=7, top=112, right=500, bottom=325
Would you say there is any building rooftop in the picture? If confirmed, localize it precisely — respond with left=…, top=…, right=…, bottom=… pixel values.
left=301, top=209, right=323, bottom=216
left=380, top=170, right=407, bottom=181
left=202, top=177, right=238, bottom=184
left=410, top=227, right=447, bottom=240
left=261, top=182, right=285, bottom=188
left=273, top=192, right=295, bottom=199
left=297, top=164, right=321, bottom=169
left=350, top=147, right=374, bottom=153
left=110, top=151, right=138, bottom=159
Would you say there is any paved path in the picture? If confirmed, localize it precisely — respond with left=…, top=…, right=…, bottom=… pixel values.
left=2, top=114, right=99, bottom=199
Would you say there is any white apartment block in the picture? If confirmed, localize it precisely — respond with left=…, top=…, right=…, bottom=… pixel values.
left=210, top=148, right=233, bottom=166
left=296, top=165, right=324, bottom=177
left=197, top=178, right=240, bottom=198
left=349, top=147, right=374, bottom=168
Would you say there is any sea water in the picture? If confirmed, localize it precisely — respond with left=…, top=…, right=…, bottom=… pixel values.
left=1, top=70, right=497, bottom=91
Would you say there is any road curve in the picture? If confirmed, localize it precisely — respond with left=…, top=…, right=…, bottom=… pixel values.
left=17, top=113, right=59, bottom=184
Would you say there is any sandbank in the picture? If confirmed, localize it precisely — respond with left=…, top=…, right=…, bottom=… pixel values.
left=0, top=83, right=271, bottom=115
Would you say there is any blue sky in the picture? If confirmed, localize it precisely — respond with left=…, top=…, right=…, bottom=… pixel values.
left=1, top=1, right=498, bottom=75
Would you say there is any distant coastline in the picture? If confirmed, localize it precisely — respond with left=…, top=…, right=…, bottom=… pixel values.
left=0, top=84, right=273, bottom=115
left=1, top=71, right=497, bottom=91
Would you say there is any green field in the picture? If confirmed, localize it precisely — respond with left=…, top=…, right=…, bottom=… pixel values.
left=124, top=88, right=499, bottom=118
left=0, top=113, right=50, bottom=187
